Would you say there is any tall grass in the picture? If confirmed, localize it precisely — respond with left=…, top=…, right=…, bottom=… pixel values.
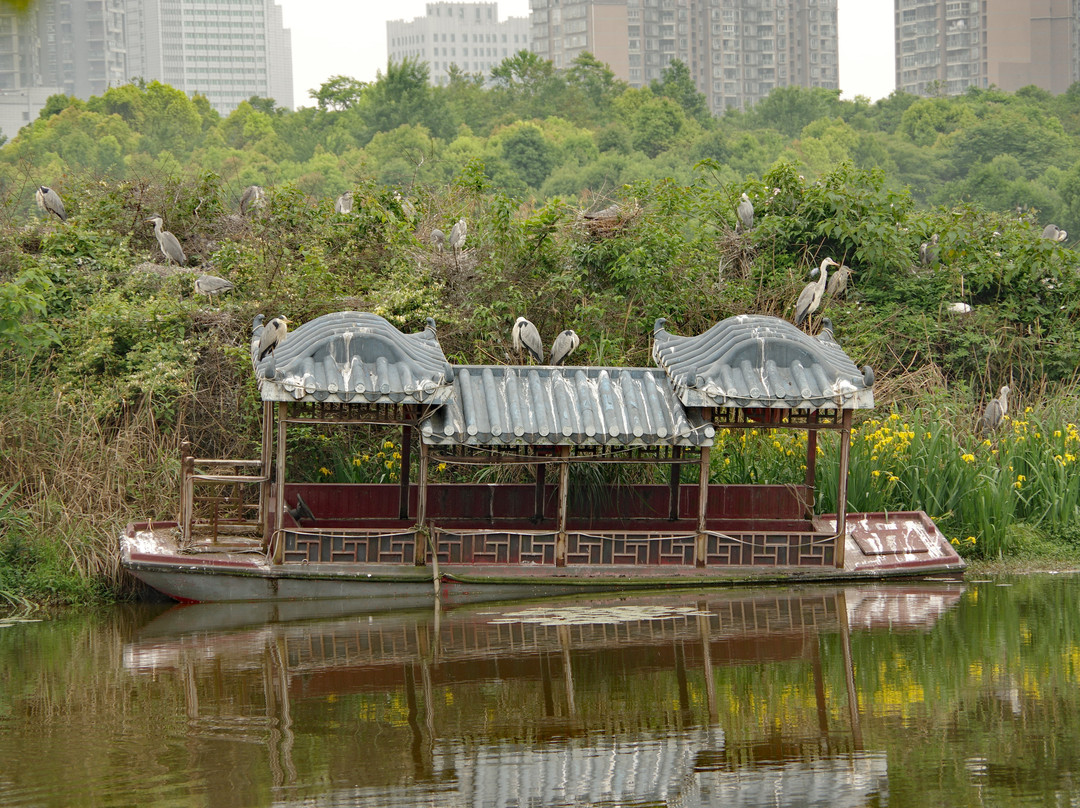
left=712, top=408, right=1080, bottom=559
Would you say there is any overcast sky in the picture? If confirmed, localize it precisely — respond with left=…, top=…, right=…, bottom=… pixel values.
left=277, top=0, right=895, bottom=109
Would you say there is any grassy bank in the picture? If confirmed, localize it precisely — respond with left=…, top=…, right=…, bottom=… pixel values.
left=4, top=168, right=1080, bottom=605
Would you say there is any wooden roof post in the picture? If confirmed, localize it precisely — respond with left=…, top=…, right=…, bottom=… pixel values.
left=416, top=440, right=431, bottom=568
left=695, top=444, right=710, bottom=567
left=834, top=408, right=852, bottom=569
left=259, top=401, right=272, bottom=540
left=555, top=446, right=570, bottom=567
left=668, top=446, right=682, bottom=521
left=805, top=409, right=818, bottom=517
left=180, top=440, right=193, bottom=542
left=533, top=461, right=547, bottom=522
left=399, top=424, right=413, bottom=520
left=272, top=402, right=287, bottom=564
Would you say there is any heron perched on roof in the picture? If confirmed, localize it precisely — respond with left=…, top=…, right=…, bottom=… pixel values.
left=550, top=329, right=581, bottom=366
left=194, top=273, right=234, bottom=303
left=794, top=257, right=838, bottom=328
left=979, top=385, right=1011, bottom=435
left=825, top=263, right=853, bottom=298
left=736, top=192, right=754, bottom=233
left=1042, top=224, right=1068, bottom=242
left=335, top=192, right=353, bottom=214
left=818, top=317, right=840, bottom=347
left=145, top=215, right=186, bottom=266
left=35, top=186, right=66, bottom=221
left=430, top=228, right=445, bottom=252
left=257, top=316, right=290, bottom=361
left=919, top=233, right=939, bottom=268
left=239, top=185, right=265, bottom=216
left=450, top=218, right=467, bottom=252
left=512, top=317, right=544, bottom=363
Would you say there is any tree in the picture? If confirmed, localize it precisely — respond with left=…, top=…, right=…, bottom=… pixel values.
left=650, top=60, right=710, bottom=124
left=311, top=75, right=367, bottom=111
left=500, top=123, right=556, bottom=189
left=749, top=86, right=843, bottom=138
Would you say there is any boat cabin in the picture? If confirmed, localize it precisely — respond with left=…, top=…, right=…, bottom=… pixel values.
left=172, top=310, right=926, bottom=582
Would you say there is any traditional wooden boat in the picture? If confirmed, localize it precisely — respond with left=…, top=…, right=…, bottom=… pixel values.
left=121, top=312, right=964, bottom=602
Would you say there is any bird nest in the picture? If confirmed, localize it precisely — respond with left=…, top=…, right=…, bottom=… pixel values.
left=717, top=225, right=756, bottom=281
left=578, top=203, right=641, bottom=240
left=133, top=261, right=197, bottom=278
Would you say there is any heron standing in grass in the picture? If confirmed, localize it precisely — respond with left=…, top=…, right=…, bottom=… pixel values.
left=794, top=257, right=838, bottom=329
left=736, top=192, right=754, bottom=233
left=512, top=317, right=544, bottom=363
left=257, top=316, right=290, bottom=361
left=825, top=263, right=853, bottom=298
left=146, top=215, right=186, bottom=266
left=450, top=218, right=467, bottom=252
left=430, top=228, right=445, bottom=252
left=239, top=185, right=265, bottom=216
left=36, top=186, right=66, bottom=221
left=979, top=385, right=1011, bottom=435
left=550, top=329, right=580, bottom=365
left=194, top=274, right=234, bottom=304
left=919, top=233, right=939, bottom=268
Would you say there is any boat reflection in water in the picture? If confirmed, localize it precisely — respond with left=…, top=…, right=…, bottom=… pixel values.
left=125, top=584, right=964, bottom=808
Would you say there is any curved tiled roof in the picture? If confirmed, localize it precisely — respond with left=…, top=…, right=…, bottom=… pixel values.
left=421, top=366, right=715, bottom=448
left=652, top=315, right=873, bottom=410
left=252, top=312, right=454, bottom=405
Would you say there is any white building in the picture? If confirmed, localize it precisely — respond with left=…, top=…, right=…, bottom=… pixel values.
left=387, top=2, right=530, bottom=86
left=126, top=0, right=294, bottom=115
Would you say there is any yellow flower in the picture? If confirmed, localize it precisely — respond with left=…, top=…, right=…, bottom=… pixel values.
left=384, top=440, right=394, bottom=449
left=950, top=538, right=960, bottom=546
left=1017, top=474, right=1026, bottom=482
left=437, top=462, right=447, bottom=471
left=385, top=461, right=394, bottom=469
left=982, top=439, right=992, bottom=447
left=888, top=475, right=899, bottom=483
left=872, top=470, right=881, bottom=477
left=966, top=536, right=977, bottom=545
left=961, top=453, right=975, bottom=463
left=319, top=467, right=331, bottom=476
left=362, top=454, right=370, bottom=462
left=1014, top=480, right=1023, bottom=489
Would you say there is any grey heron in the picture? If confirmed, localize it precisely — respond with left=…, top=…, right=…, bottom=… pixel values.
left=794, top=257, right=838, bottom=328
left=450, top=218, right=467, bottom=252
left=919, top=233, right=939, bottom=268
left=430, top=228, right=445, bottom=252
left=394, top=191, right=416, bottom=219
left=194, top=273, right=234, bottom=303
left=583, top=203, right=619, bottom=220
left=512, top=317, right=544, bottom=363
left=818, top=317, right=839, bottom=347
left=239, top=185, right=265, bottom=216
left=736, top=192, right=754, bottom=233
left=145, top=215, right=187, bottom=266
left=335, top=192, right=353, bottom=214
left=35, top=186, right=66, bottom=221
left=550, top=329, right=580, bottom=366
left=1042, top=224, right=1068, bottom=242
left=257, top=315, right=290, bottom=361
left=979, top=385, right=1010, bottom=435
left=825, top=263, right=853, bottom=298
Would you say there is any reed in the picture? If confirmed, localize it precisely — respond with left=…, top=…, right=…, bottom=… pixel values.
left=712, top=407, right=1080, bottom=559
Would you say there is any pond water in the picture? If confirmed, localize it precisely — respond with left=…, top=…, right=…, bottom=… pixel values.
left=1, top=575, right=1079, bottom=807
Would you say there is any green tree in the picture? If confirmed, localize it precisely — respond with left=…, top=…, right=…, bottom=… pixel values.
left=650, top=59, right=710, bottom=124
left=311, top=75, right=367, bottom=111
left=500, top=123, right=556, bottom=189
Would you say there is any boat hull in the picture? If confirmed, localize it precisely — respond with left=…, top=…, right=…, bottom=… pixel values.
left=122, top=514, right=965, bottom=604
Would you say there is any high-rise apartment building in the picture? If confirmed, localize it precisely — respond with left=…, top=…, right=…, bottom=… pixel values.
left=896, top=0, right=1080, bottom=97
left=529, top=0, right=839, bottom=114
left=387, top=3, right=530, bottom=87
left=0, top=0, right=125, bottom=138
left=126, top=0, right=294, bottom=114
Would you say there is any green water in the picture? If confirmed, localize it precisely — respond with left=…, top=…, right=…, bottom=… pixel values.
left=1, top=575, right=1078, bottom=807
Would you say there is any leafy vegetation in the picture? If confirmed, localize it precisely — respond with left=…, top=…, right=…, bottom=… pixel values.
left=5, top=58, right=1080, bottom=603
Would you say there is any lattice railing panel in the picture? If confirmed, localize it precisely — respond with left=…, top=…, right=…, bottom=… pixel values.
left=283, top=530, right=416, bottom=563
left=705, top=532, right=834, bottom=567
left=433, top=531, right=557, bottom=565
left=566, top=532, right=696, bottom=565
